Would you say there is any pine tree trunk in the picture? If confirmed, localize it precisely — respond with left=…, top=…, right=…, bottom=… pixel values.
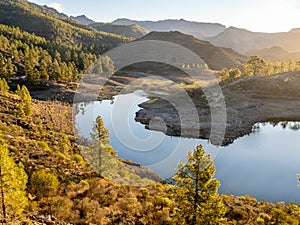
left=98, top=146, right=102, bottom=176
left=0, top=166, right=6, bottom=223
left=192, top=167, right=200, bottom=225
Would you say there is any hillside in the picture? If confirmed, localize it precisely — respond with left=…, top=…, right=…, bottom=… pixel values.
left=90, top=22, right=148, bottom=39
left=1, top=79, right=300, bottom=224
left=136, top=31, right=247, bottom=70
left=0, top=0, right=130, bottom=54
left=2, top=1, right=300, bottom=224
left=246, top=46, right=300, bottom=61
left=207, top=26, right=300, bottom=53
left=113, top=18, right=226, bottom=39
left=0, top=23, right=98, bottom=84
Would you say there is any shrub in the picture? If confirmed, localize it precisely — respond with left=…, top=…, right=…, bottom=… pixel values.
left=37, top=140, right=51, bottom=152
left=72, top=154, right=85, bottom=165
left=29, top=169, right=59, bottom=198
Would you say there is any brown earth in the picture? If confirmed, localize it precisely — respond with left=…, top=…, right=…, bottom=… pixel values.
left=135, top=71, right=300, bottom=145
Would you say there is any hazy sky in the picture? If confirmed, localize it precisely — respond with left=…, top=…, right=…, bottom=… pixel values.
left=28, top=0, right=300, bottom=33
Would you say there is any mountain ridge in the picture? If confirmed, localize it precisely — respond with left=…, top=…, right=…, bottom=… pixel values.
left=207, top=26, right=300, bottom=53
left=136, top=31, right=247, bottom=70
left=0, top=0, right=130, bottom=54
left=70, top=15, right=95, bottom=25
left=113, top=18, right=226, bottom=39
left=90, top=22, right=148, bottom=39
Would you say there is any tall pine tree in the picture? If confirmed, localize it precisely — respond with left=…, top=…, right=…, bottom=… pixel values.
left=16, top=85, right=32, bottom=117
left=172, top=144, right=226, bottom=225
left=88, top=116, right=110, bottom=176
left=0, top=145, right=28, bottom=221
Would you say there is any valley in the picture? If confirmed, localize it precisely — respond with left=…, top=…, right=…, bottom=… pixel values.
left=1, top=0, right=300, bottom=224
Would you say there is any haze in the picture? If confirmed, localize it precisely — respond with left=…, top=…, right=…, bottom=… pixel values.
left=28, top=0, right=300, bottom=33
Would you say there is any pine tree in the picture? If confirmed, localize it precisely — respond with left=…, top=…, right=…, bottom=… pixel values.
left=39, top=59, right=49, bottom=80
left=246, top=56, right=266, bottom=76
left=172, top=144, right=226, bottom=225
left=0, top=78, right=9, bottom=95
left=6, top=58, right=16, bottom=78
left=16, top=85, right=32, bottom=117
left=0, top=145, right=28, bottom=221
left=51, top=59, right=61, bottom=81
left=24, top=51, right=40, bottom=82
left=89, top=116, right=110, bottom=176
left=0, top=53, right=7, bottom=79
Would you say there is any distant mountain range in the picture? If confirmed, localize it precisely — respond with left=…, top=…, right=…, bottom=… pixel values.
left=246, top=46, right=300, bottom=61
left=112, top=18, right=300, bottom=60
left=207, top=26, right=300, bottom=54
left=67, top=15, right=300, bottom=61
left=2, top=0, right=300, bottom=64
left=113, top=18, right=226, bottom=40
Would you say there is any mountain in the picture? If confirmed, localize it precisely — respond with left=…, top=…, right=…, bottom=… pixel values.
left=113, top=18, right=226, bottom=39
left=70, top=15, right=95, bottom=25
left=136, top=31, right=247, bottom=70
left=207, top=26, right=300, bottom=53
left=0, top=0, right=130, bottom=54
left=246, top=46, right=300, bottom=61
left=90, top=22, right=148, bottom=39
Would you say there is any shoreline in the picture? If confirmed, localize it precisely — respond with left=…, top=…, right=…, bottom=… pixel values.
left=27, top=71, right=300, bottom=146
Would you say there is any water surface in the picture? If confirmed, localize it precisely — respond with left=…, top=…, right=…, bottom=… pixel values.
left=75, top=92, right=300, bottom=203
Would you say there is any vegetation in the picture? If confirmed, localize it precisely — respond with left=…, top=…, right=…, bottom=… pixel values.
left=173, top=144, right=226, bottom=225
left=0, top=145, right=28, bottom=221
left=0, top=84, right=298, bottom=224
left=0, top=24, right=95, bottom=83
left=0, top=78, right=9, bottom=94
left=88, top=115, right=110, bottom=176
left=16, top=85, right=32, bottom=117
left=0, top=0, right=130, bottom=52
left=83, top=115, right=154, bottom=185
left=29, top=169, right=59, bottom=199
left=0, top=1, right=300, bottom=224
left=219, top=56, right=300, bottom=83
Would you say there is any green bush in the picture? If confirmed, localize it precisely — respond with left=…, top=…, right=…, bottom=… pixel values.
left=72, top=154, right=85, bottom=166
left=37, top=140, right=51, bottom=152
left=30, top=169, right=59, bottom=198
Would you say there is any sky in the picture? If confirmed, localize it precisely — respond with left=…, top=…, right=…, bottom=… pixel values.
left=28, top=0, right=300, bottom=33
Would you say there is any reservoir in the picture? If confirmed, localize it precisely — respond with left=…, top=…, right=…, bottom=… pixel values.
left=75, top=91, right=300, bottom=203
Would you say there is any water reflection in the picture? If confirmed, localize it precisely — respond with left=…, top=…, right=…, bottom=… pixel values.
left=75, top=92, right=300, bottom=203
